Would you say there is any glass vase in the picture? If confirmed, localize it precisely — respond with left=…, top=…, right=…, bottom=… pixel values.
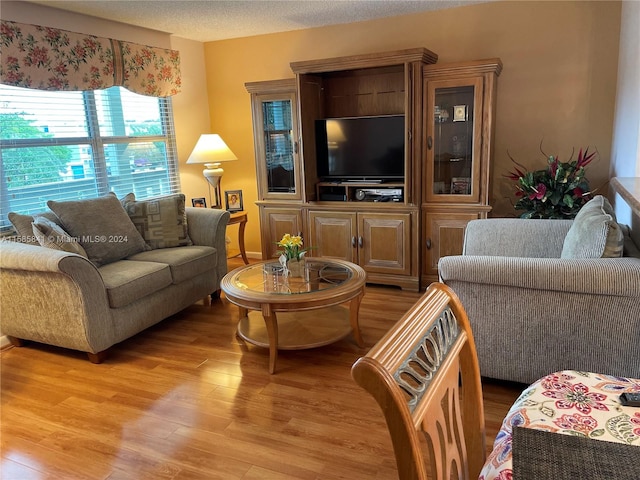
left=286, top=258, right=305, bottom=278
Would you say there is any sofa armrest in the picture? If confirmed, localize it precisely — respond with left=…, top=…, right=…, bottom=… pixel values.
left=186, top=207, right=231, bottom=279
left=439, top=255, right=640, bottom=297
left=463, top=219, right=574, bottom=258
left=0, top=242, right=115, bottom=353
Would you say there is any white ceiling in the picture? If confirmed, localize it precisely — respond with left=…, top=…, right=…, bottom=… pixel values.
left=28, top=0, right=484, bottom=43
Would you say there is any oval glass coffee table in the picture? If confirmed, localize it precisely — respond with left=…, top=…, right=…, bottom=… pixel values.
left=220, top=257, right=367, bottom=373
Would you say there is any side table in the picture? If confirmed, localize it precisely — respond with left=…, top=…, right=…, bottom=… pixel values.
left=228, top=212, right=249, bottom=264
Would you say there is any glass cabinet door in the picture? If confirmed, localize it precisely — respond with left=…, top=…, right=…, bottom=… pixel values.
left=252, top=91, right=301, bottom=200
left=263, top=98, right=294, bottom=193
left=425, top=77, right=483, bottom=202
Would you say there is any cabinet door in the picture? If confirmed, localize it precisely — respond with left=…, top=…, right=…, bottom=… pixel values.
left=424, top=77, right=484, bottom=203
left=249, top=86, right=302, bottom=201
left=359, top=212, right=411, bottom=275
left=308, top=211, right=356, bottom=262
left=260, top=206, right=304, bottom=259
left=423, top=211, right=479, bottom=277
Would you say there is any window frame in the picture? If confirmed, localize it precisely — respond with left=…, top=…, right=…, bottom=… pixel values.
left=0, top=86, right=181, bottom=230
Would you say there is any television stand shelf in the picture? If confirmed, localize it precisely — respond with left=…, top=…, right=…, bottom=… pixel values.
left=317, top=182, right=404, bottom=202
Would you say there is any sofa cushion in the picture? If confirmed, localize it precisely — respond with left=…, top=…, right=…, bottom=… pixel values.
left=32, top=217, right=88, bottom=258
left=127, top=245, right=216, bottom=284
left=124, top=193, right=193, bottom=250
left=561, top=195, right=624, bottom=259
left=8, top=211, right=62, bottom=245
left=48, top=193, right=149, bottom=266
left=8, top=193, right=135, bottom=246
left=99, top=260, right=173, bottom=308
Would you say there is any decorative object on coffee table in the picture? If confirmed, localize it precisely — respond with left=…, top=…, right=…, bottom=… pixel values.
left=276, top=233, right=312, bottom=278
left=285, top=257, right=305, bottom=278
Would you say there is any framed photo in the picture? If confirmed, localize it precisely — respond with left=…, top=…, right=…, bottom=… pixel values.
left=453, top=105, right=467, bottom=122
left=191, top=197, right=207, bottom=208
left=225, top=190, right=243, bottom=212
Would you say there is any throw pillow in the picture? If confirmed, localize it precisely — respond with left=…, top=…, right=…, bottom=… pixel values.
left=124, top=193, right=193, bottom=249
left=561, top=195, right=624, bottom=259
left=7, top=193, right=134, bottom=245
left=8, top=211, right=61, bottom=245
left=119, top=192, right=135, bottom=206
left=48, top=193, right=149, bottom=266
left=32, top=217, right=88, bottom=258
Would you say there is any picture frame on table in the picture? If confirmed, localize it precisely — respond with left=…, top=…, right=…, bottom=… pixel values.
left=191, top=197, right=207, bottom=208
left=225, top=190, right=243, bottom=212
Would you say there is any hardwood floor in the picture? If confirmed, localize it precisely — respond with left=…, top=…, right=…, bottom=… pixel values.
left=1, top=258, right=523, bottom=479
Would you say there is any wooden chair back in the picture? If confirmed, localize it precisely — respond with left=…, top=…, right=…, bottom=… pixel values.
left=351, top=283, right=486, bottom=480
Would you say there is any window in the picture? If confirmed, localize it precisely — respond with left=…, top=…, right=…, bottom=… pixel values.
left=0, top=84, right=180, bottom=229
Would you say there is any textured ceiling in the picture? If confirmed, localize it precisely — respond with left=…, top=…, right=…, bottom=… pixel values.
left=28, top=0, right=484, bottom=42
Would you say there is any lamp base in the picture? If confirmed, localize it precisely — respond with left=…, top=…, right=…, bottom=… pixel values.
left=203, top=164, right=224, bottom=208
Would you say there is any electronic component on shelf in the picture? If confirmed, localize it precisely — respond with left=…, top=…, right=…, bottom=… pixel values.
left=354, top=188, right=403, bottom=202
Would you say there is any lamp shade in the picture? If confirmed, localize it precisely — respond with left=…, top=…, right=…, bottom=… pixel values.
left=186, top=134, right=238, bottom=167
left=187, top=134, right=237, bottom=207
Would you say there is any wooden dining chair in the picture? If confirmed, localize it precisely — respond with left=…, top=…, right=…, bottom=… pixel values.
left=351, top=282, right=486, bottom=480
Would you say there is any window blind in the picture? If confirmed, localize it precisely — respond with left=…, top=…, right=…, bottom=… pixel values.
left=0, top=84, right=180, bottom=229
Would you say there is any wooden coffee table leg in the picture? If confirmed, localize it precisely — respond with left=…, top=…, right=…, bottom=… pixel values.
left=261, top=306, right=279, bottom=374
left=350, top=291, right=365, bottom=348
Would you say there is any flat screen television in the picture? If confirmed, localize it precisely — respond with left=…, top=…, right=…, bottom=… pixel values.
left=315, top=115, right=405, bottom=181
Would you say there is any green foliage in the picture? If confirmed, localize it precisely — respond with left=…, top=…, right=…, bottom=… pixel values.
left=276, top=233, right=312, bottom=260
left=505, top=147, right=596, bottom=219
left=1, top=113, right=72, bottom=187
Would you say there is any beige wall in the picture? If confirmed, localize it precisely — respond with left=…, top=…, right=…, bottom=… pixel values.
left=610, top=1, right=640, bottom=227
left=169, top=37, right=213, bottom=204
left=195, top=0, right=622, bottom=256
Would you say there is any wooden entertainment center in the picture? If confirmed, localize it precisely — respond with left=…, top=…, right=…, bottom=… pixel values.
left=246, top=48, right=502, bottom=291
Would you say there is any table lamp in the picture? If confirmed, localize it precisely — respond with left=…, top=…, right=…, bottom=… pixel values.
left=187, top=134, right=237, bottom=207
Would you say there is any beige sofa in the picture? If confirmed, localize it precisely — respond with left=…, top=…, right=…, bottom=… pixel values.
left=0, top=195, right=229, bottom=363
left=439, top=196, right=640, bottom=384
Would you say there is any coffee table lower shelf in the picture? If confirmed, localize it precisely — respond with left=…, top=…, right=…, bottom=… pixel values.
left=237, top=306, right=352, bottom=350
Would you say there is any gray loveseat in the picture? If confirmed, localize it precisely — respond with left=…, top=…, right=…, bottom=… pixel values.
left=0, top=194, right=230, bottom=363
left=439, top=197, right=640, bottom=384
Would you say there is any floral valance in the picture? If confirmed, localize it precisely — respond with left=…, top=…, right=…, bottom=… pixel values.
left=0, top=20, right=181, bottom=97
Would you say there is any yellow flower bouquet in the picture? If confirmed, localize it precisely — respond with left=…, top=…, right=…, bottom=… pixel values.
left=276, top=233, right=310, bottom=261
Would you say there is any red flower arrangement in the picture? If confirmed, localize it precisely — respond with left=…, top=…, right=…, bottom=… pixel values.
left=505, top=146, right=596, bottom=219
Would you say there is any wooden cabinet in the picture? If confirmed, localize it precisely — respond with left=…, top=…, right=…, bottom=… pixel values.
left=247, top=51, right=500, bottom=290
left=287, top=48, right=435, bottom=291
left=421, top=59, right=502, bottom=283
left=309, top=209, right=416, bottom=290
left=245, top=79, right=302, bottom=201
left=246, top=79, right=306, bottom=260
left=308, top=210, right=356, bottom=262
left=422, top=209, right=484, bottom=278
left=259, top=205, right=305, bottom=260
left=358, top=212, right=411, bottom=276
left=291, top=48, right=437, bottom=205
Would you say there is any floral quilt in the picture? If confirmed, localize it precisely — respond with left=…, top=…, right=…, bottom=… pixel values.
left=480, top=370, right=640, bottom=480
